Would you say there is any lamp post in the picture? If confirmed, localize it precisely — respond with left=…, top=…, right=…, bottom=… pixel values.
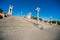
left=36, top=7, right=40, bottom=25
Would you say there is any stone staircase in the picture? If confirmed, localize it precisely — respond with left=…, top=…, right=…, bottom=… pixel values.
left=0, top=16, right=60, bottom=40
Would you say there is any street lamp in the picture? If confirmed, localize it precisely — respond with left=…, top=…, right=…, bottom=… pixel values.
left=36, top=7, right=40, bottom=25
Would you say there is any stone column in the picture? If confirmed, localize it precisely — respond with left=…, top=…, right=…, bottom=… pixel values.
left=55, top=19, right=57, bottom=26
left=36, top=7, right=40, bottom=25
left=50, top=16, right=52, bottom=25
left=8, top=5, right=13, bottom=16
left=21, top=11, right=22, bottom=17
left=27, top=12, right=31, bottom=19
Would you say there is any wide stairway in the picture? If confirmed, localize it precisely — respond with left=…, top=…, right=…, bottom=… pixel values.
left=0, top=16, right=60, bottom=40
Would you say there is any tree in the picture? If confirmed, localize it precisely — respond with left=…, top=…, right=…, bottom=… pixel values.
left=0, top=8, right=3, bottom=13
left=31, top=16, right=42, bottom=21
left=0, top=15, right=3, bottom=19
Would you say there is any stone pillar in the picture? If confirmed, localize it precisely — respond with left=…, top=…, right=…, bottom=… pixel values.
left=36, top=7, right=40, bottom=25
left=42, top=19, right=44, bottom=23
left=47, top=20, right=49, bottom=24
left=21, top=11, right=22, bottom=17
left=50, top=16, right=52, bottom=25
left=8, top=5, right=13, bottom=16
left=27, top=12, right=31, bottom=19
left=55, top=20, right=57, bottom=26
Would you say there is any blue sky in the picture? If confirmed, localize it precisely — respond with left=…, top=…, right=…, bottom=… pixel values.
left=0, top=0, right=60, bottom=20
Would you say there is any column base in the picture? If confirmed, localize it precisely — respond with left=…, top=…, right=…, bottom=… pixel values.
left=7, top=14, right=12, bottom=16
left=35, top=21, right=40, bottom=25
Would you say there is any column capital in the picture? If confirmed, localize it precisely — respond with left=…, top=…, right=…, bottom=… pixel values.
left=36, top=7, right=40, bottom=13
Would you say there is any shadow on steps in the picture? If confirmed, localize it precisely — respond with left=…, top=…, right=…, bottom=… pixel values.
left=0, top=31, right=5, bottom=40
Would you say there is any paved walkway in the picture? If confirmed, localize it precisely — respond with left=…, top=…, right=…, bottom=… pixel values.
left=0, top=16, right=60, bottom=40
